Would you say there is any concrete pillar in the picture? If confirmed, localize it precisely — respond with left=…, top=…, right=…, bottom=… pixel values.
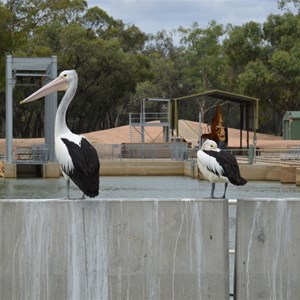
left=184, top=160, right=198, bottom=178
left=0, top=199, right=229, bottom=299
left=42, top=163, right=60, bottom=178
left=280, top=165, right=296, bottom=183
left=235, top=199, right=300, bottom=299
left=295, top=168, right=300, bottom=186
left=3, top=163, right=16, bottom=178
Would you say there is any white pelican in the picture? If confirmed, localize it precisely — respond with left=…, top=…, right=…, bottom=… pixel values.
left=21, top=70, right=100, bottom=198
left=197, top=139, right=247, bottom=198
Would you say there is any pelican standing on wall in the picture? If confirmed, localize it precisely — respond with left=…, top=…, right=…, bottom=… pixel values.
left=21, top=70, right=100, bottom=199
left=197, top=139, right=246, bottom=198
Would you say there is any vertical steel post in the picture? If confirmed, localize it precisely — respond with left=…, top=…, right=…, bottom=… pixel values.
left=6, top=55, right=13, bottom=163
left=167, top=99, right=170, bottom=142
left=141, top=98, right=145, bottom=143
left=198, top=112, right=202, bottom=147
left=240, top=103, right=243, bottom=149
left=44, top=56, right=57, bottom=162
left=175, top=100, right=178, bottom=137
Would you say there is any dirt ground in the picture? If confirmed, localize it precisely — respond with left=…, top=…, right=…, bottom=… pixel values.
left=0, top=120, right=299, bottom=155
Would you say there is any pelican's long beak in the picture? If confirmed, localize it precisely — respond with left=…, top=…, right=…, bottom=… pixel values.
left=20, top=76, right=69, bottom=104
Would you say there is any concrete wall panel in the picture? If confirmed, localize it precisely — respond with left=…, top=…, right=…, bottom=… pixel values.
left=235, top=199, right=300, bottom=300
left=0, top=199, right=229, bottom=300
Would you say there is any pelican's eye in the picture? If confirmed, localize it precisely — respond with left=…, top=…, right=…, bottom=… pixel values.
left=63, top=74, right=68, bottom=78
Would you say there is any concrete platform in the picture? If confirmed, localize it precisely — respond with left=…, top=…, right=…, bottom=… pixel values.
left=0, top=198, right=229, bottom=300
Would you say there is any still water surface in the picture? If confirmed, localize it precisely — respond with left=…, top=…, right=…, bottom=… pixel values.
left=0, top=176, right=299, bottom=199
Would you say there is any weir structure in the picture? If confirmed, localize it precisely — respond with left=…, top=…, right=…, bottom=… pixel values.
left=5, top=55, right=57, bottom=163
left=1, top=198, right=300, bottom=299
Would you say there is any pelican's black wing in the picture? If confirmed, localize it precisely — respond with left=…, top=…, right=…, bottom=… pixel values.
left=61, top=137, right=100, bottom=197
left=203, top=150, right=247, bottom=186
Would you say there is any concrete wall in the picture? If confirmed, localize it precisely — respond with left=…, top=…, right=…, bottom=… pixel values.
left=100, top=160, right=292, bottom=183
left=100, top=159, right=184, bottom=176
left=239, top=164, right=281, bottom=181
left=235, top=199, right=300, bottom=299
left=4, top=163, right=60, bottom=178
left=5, top=160, right=300, bottom=185
left=0, top=199, right=229, bottom=300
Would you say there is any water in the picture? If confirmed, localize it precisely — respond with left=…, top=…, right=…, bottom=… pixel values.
left=0, top=176, right=299, bottom=199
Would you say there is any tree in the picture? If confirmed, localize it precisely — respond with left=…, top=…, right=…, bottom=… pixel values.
left=278, top=0, right=300, bottom=13
left=2, top=0, right=300, bottom=139
left=223, top=21, right=265, bottom=81
left=179, top=21, right=225, bottom=91
left=263, top=12, right=300, bottom=51
left=0, top=0, right=152, bottom=136
left=236, top=13, right=300, bottom=134
left=177, top=21, right=228, bottom=122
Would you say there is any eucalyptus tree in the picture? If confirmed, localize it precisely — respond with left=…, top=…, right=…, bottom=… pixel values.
left=177, top=21, right=228, bottom=123
left=223, top=21, right=265, bottom=88
left=58, top=26, right=151, bottom=132
left=0, top=0, right=89, bottom=137
left=278, top=0, right=300, bottom=13
left=1, top=0, right=151, bottom=136
left=179, top=21, right=225, bottom=91
left=126, top=30, right=189, bottom=116
left=263, top=12, right=300, bottom=134
left=236, top=12, right=300, bottom=134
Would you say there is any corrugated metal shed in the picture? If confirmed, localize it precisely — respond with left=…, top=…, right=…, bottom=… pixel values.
left=172, top=89, right=259, bottom=148
left=283, top=111, right=300, bottom=140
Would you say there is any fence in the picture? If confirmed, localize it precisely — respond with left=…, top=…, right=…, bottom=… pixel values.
left=95, top=143, right=300, bottom=163
left=5, top=143, right=300, bottom=163
left=94, top=142, right=191, bottom=160
left=94, top=144, right=251, bottom=161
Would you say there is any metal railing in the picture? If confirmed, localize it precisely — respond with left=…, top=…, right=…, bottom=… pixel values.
left=94, top=144, right=300, bottom=163
left=2, top=143, right=300, bottom=163
left=94, top=142, right=190, bottom=160
left=129, top=112, right=169, bottom=124
left=14, top=144, right=48, bottom=163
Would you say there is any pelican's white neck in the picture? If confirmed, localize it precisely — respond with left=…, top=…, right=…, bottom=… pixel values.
left=55, top=78, right=78, bottom=137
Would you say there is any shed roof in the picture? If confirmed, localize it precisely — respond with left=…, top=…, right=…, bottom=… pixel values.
left=283, top=111, right=300, bottom=119
left=173, top=89, right=259, bottom=104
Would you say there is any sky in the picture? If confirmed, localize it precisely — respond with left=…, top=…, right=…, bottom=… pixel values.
left=87, top=0, right=282, bottom=35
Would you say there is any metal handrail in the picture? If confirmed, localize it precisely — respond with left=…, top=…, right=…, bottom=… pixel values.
left=129, top=112, right=169, bottom=124
left=2, top=144, right=300, bottom=163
